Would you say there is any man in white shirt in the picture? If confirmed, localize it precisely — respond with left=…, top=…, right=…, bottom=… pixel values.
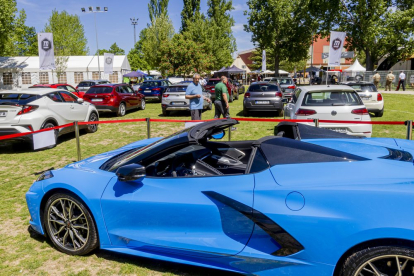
left=397, top=71, right=406, bottom=91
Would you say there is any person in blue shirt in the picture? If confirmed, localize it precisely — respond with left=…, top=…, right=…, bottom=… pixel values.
left=185, top=73, right=211, bottom=120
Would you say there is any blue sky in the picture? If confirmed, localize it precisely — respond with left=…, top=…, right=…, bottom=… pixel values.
left=16, top=0, right=255, bottom=56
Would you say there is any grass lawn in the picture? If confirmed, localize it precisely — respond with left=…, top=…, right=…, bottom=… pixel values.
left=0, top=92, right=413, bottom=275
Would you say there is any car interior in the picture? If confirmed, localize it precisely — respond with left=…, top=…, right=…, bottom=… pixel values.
left=143, top=140, right=255, bottom=178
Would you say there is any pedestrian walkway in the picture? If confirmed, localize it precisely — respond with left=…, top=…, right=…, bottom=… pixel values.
left=379, top=90, right=414, bottom=95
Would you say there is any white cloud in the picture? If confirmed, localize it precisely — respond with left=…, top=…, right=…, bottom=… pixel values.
left=16, top=0, right=38, bottom=7
left=232, top=23, right=244, bottom=32
left=233, top=3, right=248, bottom=12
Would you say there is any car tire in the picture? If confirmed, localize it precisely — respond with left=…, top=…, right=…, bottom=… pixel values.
left=86, top=112, right=98, bottom=133
left=117, top=103, right=126, bottom=117
left=41, top=121, right=58, bottom=149
left=375, top=108, right=384, bottom=117
left=162, top=108, right=170, bottom=116
left=277, top=109, right=283, bottom=117
left=243, top=108, right=249, bottom=117
left=340, top=246, right=414, bottom=276
left=43, top=193, right=98, bottom=256
left=139, top=99, right=146, bottom=110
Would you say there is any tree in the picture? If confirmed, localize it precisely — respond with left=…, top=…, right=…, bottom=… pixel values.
left=43, top=9, right=88, bottom=55
left=128, top=47, right=150, bottom=71
left=9, top=9, right=38, bottom=56
left=97, top=43, right=125, bottom=55
left=0, top=0, right=17, bottom=55
left=181, top=0, right=201, bottom=32
left=207, top=0, right=237, bottom=68
left=148, top=0, right=169, bottom=22
left=244, top=0, right=316, bottom=76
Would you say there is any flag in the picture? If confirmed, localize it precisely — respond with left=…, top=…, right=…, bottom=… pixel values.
left=104, top=53, right=114, bottom=74
left=38, top=33, right=56, bottom=70
left=262, top=50, right=266, bottom=72
left=328, top=31, right=346, bottom=67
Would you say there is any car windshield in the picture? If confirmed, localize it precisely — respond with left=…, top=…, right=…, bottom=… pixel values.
left=302, top=91, right=363, bottom=106
left=207, top=80, right=220, bottom=85
left=85, top=87, right=113, bottom=94
left=349, top=84, right=377, bottom=92
left=167, top=86, right=187, bottom=92
left=249, top=84, right=279, bottom=92
left=78, top=82, right=93, bottom=87
left=277, top=79, right=293, bottom=85
left=0, top=93, right=40, bottom=105
left=142, top=81, right=161, bottom=87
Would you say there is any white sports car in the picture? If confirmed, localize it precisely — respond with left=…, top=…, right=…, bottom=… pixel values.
left=0, top=88, right=99, bottom=146
left=285, top=85, right=372, bottom=137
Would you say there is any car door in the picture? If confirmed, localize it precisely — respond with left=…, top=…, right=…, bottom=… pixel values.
left=124, top=85, right=139, bottom=108
left=116, top=86, right=131, bottom=109
left=101, top=153, right=255, bottom=257
left=285, top=88, right=302, bottom=118
left=45, top=91, right=73, bottom=123
left=59, top=91, right=89, bottom=121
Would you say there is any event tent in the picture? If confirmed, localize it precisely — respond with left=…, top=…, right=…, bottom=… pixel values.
left=343, top=59, right=366, bottom=72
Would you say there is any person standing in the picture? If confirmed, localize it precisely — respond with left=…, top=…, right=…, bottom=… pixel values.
left=185, top=73, right=211, bottom=120
left=373, top=71, right=381, bottom=90
left=396, top=70, right=406, bottom=91
left=385, top=71, right=395, bottom=91
left=214, top=76, right=230, bottom=119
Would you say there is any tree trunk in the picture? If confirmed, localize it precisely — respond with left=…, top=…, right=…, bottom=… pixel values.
left=274, top=47, right=280, bottom=77
left=365, top=50, right=374, bottom=71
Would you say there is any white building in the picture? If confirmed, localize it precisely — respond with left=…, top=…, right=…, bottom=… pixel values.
left=0, top=55, right=131, bottom=90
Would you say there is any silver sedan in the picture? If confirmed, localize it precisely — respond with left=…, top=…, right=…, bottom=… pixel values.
left=243, top=82, right=284, bottom=117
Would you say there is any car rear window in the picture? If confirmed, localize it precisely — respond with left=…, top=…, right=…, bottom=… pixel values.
left=85, top=87, right=113, bottom=94
left=277, top=79, right=293, bottom=85
left=207, top=80, right=220, bottom=85
left=0, top=93, right=40, bottom=105
left=167, top=86, right=187, bottom=92
left=349, top=84, right=377, bottom=92
left=98, top=81, right=110, bottom=84
left=249, top=84, right=280, bottom=92
left=302, top=91, right=362, bottom=106
left=141, top=81, right=161, bottom=87
left=78, top=82, right=94, bottom=87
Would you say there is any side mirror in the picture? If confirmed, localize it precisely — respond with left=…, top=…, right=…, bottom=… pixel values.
left=211, top=130, right=225, bottom=139
left=281, top=98, right=288, bottom=103
left=116, top=164, right=146, bottom=182
left=77, top=98, right=84, bottom=103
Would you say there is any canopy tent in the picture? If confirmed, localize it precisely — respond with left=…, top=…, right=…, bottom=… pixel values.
left=297, top=66, right=324, bottom=73
left=220, top=65, right=245, bottom=73
left=123, top=70, right=147, bottom=77
left=343, top=59, right=366, bottom=72
left=217, top=67, right=226, bottom=72
left=231, top=56, right=250, bottom=73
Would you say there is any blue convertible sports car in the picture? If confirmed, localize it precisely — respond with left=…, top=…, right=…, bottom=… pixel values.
left=26, top=119, right=414, bottom=276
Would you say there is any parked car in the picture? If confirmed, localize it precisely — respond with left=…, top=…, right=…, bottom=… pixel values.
left=76, top=80, right=110, bottom=93
left=0, top=88, right=99, bottom=147
left=340, top=81, right=384, bottom=117
left=167, top=76, right=185, bottom=84
left=138, top=80, right=172, bottom=102
left=285, top=85, right=372, bottom=137
left=243, top=82, right=284, bottom=117
left=271, top=77, right=296, bottom=99
left=204, top=78, right=238, bottom=102
left=26, top=118, right=414, bottom=276
left=30, top=83, right=85, bottom=98
left=228, top=79, right=245, bottom=95
left=83, top=84, right=145, bottom=117
left=161, top=83, right=212, bottom=116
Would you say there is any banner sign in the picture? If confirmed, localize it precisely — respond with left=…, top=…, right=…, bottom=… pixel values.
left=104, top=53, right=114, bottom=74
left=328, top=31, right=346, bottom=67
left=38, top=33, right=56, bottom=70
left=262, top=50, right=266, bottom=72
left=322, top=51, right=354, bottom=59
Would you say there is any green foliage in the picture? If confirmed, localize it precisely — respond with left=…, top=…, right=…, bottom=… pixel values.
left=160, top=33, right=211, bottom=75
left=43, top=9, right=88, bottom=56
left=127, top=47, right=150, bottom=71
left=0, top=0, right=17, bottom=55
left=148, top=0, right=169, bottom=22
left=97, top=43, right=125, bottom=55
left=181, top=0, right=201, bottom=32
left=244, top=0, right=315, bottom=76
left=8, top=9, right=37, bottom=56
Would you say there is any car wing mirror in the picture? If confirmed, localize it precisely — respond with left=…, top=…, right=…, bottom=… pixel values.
left=116, top=164, right=146, bottom=182
left=211, top=130, right=225, bottom=140
left=281, top=98, right=288, bottom=103
left=77, top=98, right=84, bottom=104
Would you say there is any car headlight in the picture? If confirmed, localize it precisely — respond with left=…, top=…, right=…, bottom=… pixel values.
left=37, top=170, right=54, bottom=181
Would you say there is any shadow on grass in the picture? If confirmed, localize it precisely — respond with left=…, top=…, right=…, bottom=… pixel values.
left=235, top=110, right=283, bottom=118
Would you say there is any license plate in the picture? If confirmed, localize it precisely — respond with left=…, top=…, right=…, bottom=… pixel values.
left=145, top=90, right=151, bottom=92
left=0, top=111, right=6, bottom=117
left=327, top=127, right=347, bottom=133
left=360, top=96, right=371, bottom=100
left=92, top=99, right=102, bottom=102
left=255, top=101, right=270, bottom=104
left=171, top=102, right=185, bottom=105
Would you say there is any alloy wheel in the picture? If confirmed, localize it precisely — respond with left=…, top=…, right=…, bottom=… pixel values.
left=87, top=113, right=98, bottom=133
left=354, top=254, right=414, bottom=276
left=141, top=99, right=146, bottom=110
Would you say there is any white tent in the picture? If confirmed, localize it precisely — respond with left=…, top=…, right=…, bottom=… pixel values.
left=231, top=56, right=251, bottom=73
left=344, top=59, right=366, bottom=72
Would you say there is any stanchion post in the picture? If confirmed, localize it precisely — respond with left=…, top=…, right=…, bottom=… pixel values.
left=313, top=118, right=319, bottom=128
left=74, top=121, right=82, bottom=161
left=405, top=120, right=412, bottom=140
left=228, top=126, right=231, bottom=141
left=146, top=118, right=151, bottom=139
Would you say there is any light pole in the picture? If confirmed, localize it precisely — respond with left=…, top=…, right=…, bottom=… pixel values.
left=81, top=6, right=108, bottom=78
left=130, top=18, right=139, bottom=46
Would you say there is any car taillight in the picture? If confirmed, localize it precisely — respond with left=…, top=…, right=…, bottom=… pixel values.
left=76, top=86, right=78, bottom=89
left=245, top=92, right=250, bottom=98
left=352, top=108, right=369, bottom=115
left=377, top=93, right=383, bottom=101
left=295, top=108, right=317, bottom=116
left=17, top=105, right=38, bottom=115
left=139, top=88, right=143, bottom=91
left=153, top=88, right=161, bottom=91
left=287, top=85, right=296, bottom=89
left=163, top=94, right=169, bottom=97
left=275, top=92, right=283, bottom=97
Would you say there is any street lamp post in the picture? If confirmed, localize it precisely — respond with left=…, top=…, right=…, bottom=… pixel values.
left=130, top=18, right=139, bottom=46
left=81, top=7, right=108, bottom=78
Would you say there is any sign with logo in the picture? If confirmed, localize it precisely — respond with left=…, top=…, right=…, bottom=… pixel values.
left=104, top=53, right=114, bottom=74
left=38, top=33, right=56, bottom=70
left=328, top=31, right=346, bottom=67
left=322, top=51, right=354, bottom=59
left=410, top=74, right=414, bottom=84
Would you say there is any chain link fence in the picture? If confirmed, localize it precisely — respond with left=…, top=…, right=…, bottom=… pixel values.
left=361, top=70, right=414, bottom=89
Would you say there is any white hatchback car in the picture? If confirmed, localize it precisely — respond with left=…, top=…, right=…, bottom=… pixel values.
left=0, top=88, right=99, bottom=145
left=285, top=85, right=372, bottom=137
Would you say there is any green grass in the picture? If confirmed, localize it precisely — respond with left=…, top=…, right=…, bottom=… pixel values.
left=0, top=92, right=413, bottom=275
